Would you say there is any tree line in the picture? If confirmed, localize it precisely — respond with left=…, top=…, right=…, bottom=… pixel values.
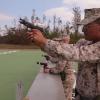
left=0, top=7, right=84, bottom=45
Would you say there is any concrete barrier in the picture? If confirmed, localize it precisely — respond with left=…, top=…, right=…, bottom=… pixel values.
left=24, top=72, right=66, bottom=100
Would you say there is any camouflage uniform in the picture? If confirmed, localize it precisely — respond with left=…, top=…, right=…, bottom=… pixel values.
left=46, top=48, right=75, bottom=100
left=63, top=61, right=75, bottom=100
left=48, top=56, right=66, bottom=74
left=43, top=38, right=100, bottom=100
left=43, top=8, right=100, bottom=100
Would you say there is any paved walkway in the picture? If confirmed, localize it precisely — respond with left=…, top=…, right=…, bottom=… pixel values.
left=25, top=72, right=66, bottom=100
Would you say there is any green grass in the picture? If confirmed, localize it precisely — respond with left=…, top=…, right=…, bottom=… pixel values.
left=0, top=50, right=43, bottom=100
left=0, top=49, right=78, bottom=100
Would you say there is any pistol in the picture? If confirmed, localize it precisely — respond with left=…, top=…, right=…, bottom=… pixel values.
left=37, top=62, right=47, bottom=66
left=37, top=62, right=49, bottom=73
left=19, top=18, right=44, bottom=32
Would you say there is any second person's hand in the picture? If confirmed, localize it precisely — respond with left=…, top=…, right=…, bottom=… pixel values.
left=27, top=29, right=47, bottom=48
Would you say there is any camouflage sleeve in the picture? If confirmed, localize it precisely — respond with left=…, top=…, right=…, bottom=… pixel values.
left=49, top=56, right=59, bottom=63
left=44, top=39, right=100, bottom=62
left=50, top=67, right=61, bottom=74
left=50, top=60, right=66, bottom=74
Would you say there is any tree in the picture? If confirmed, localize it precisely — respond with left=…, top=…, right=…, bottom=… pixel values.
left=42, top=14, right=46, bottom=23
left=53, top=15, right=57, bottom=32
left=72, top=7, right=81, bottom=36
left=64, top=21, right=70, bottom=35
left=57, top=17, right=62, bottom=33
left=12, top=19, right=17, bottom=28
left=31, top=9, right=36, bottom=23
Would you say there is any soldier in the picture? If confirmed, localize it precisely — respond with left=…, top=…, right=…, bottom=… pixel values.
left=48, top=57, right=75, bottom=100
left=27, top=8, right=100, bottom=100
left=47, top=35, right=75, bottom=100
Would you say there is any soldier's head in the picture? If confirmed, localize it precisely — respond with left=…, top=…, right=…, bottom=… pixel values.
left=79, top=8, right=100, bottom=42
left=61, top=35, right=70, bottom=43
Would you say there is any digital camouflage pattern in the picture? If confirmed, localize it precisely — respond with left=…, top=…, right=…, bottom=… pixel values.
left=43, top=39, right=100, bottom=99
left=63, top=61, right=75, bottom=100
left=48, top=56, right=66, bottom=73
left=79, top=8, right=100, bottom=25
left=44, top=50, right=75, bottom=100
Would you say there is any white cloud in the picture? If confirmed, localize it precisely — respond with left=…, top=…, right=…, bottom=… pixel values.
left=0, top=13, right=15, bottom=21
left=63, top=0, right=100, bottom=9
left=44, top=7, right=73, bottom=22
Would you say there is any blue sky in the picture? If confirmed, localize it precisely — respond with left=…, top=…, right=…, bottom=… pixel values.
left=0, top=0, right=100, bottom=28
left=0, top=0, right=63, bottom=27
left=0, top=0, right=61, bottom=17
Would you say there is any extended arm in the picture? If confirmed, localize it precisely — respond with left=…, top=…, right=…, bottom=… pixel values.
left=27, top=29, right=100, bottom=63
